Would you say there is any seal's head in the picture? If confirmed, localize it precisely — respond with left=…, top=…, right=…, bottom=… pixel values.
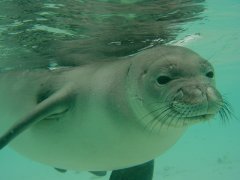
left=127, top=46, right=229, bottom=131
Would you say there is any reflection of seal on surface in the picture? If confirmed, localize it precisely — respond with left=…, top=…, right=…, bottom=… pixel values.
left=0, top=46, right=230, bottom=179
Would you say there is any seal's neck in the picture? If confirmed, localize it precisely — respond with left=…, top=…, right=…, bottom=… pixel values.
left=126, top=63, right=156, bottom=131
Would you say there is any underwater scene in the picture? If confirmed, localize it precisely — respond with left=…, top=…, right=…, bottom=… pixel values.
left=0, top=0, right=239, bottom=179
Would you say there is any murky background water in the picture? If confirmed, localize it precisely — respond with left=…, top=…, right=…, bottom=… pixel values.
left=0, top=0, right=239, bottom=179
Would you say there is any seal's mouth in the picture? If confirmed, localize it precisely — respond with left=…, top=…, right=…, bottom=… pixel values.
left=158, top=108, right=217, bottom=127
left=169, top=98, right=226, bottom=126
left=141, top=98, right=232, bottom=131
left=180, top=113, right=215, bottom=125
left=169, top=98, right=232, bottom=127
left=185, top=113, right=214, bottom=120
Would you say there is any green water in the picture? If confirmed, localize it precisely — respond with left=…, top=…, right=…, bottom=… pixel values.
left=0, top=0, right=239, bottom=179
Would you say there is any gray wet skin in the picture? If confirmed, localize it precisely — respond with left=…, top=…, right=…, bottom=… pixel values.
left=0, top=46, right=228, bottom=180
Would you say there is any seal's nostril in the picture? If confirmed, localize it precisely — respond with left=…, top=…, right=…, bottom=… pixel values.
left=206, top=87, right=219, bottom=101
left=173, top=86, right=207, bottom=105
left=177, top=88, right=182, bottom=92
left=174, top=89, right=184, bottom=100
left=193, top=88, right=203, bottom=97
left=207, top=87, right=214, bottom=95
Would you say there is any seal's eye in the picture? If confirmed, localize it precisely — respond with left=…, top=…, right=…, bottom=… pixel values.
left=157, top=76, right=172, bottom=85
left=206, top=71, right=214, bottom=78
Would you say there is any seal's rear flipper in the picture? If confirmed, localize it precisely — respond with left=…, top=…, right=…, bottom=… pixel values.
left=54, top=167, right=67, bottom=173
left=89, top=171, right=107, bottom=176
left=110, top=160, right=154, bottom=180
left=54, top=168, right=107, bottom=177
left=0, top=85, right=75, bottom=150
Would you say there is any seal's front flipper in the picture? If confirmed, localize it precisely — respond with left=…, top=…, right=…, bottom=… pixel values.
left=0, top=85, right=75, bottom=150
left=110, top=160, right=154, bottom=180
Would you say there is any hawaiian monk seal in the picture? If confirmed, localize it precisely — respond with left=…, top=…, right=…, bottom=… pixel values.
left=0, top=46, right=230, bottom=179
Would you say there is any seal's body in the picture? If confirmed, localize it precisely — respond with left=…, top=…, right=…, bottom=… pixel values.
left=0, top=46, right=224, bottom=175
left=0, top=63, right=185, bottom=170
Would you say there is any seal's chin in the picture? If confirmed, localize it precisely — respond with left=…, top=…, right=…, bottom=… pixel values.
left=191, top=113, right=215, bottom=120
left=157, top=111, right=217, bottom=128
left=142, top=105, right=218, bottom=131
left=181, top=113, right=215, bottom=125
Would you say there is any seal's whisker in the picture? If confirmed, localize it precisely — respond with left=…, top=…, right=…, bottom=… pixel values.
left=219, top=109, right=227, bottom=123
left=167, top=111, right=179, bottom=128
left=165, top=113, right=176, bottom=129
left=142, top=106, right=164, bottom=131
left=217, top=98, right=234, bottom=123
left=176, top=108, right=190, bottom=128
left=219, top=106, right=231, bottom=123
left=223, top=100, right=233, bottom=113
left=176, top=113, right=185, bottom=128
left=166, top=111, right=178, bottom=128
left=222, top=98, right=231, bottom=105
left=147, top=106, right=172, bottom=132
left=160, top=108, right=175, bottom=129
left=142, top=106, right=171, bottom=132
left=223, top=104, right=232, bottom=118
left=141, top=105, right=169, bottom=120
left=144, top=105, right=172, bottom=132
left=157, top=107, right=171, bottom=128
left=145, top=100, right=172, bottom=107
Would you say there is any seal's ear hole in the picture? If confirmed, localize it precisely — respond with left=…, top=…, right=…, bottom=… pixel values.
left=157, top=76, right=172, bottom=85
left=206, top=71, right=214, bottom=78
